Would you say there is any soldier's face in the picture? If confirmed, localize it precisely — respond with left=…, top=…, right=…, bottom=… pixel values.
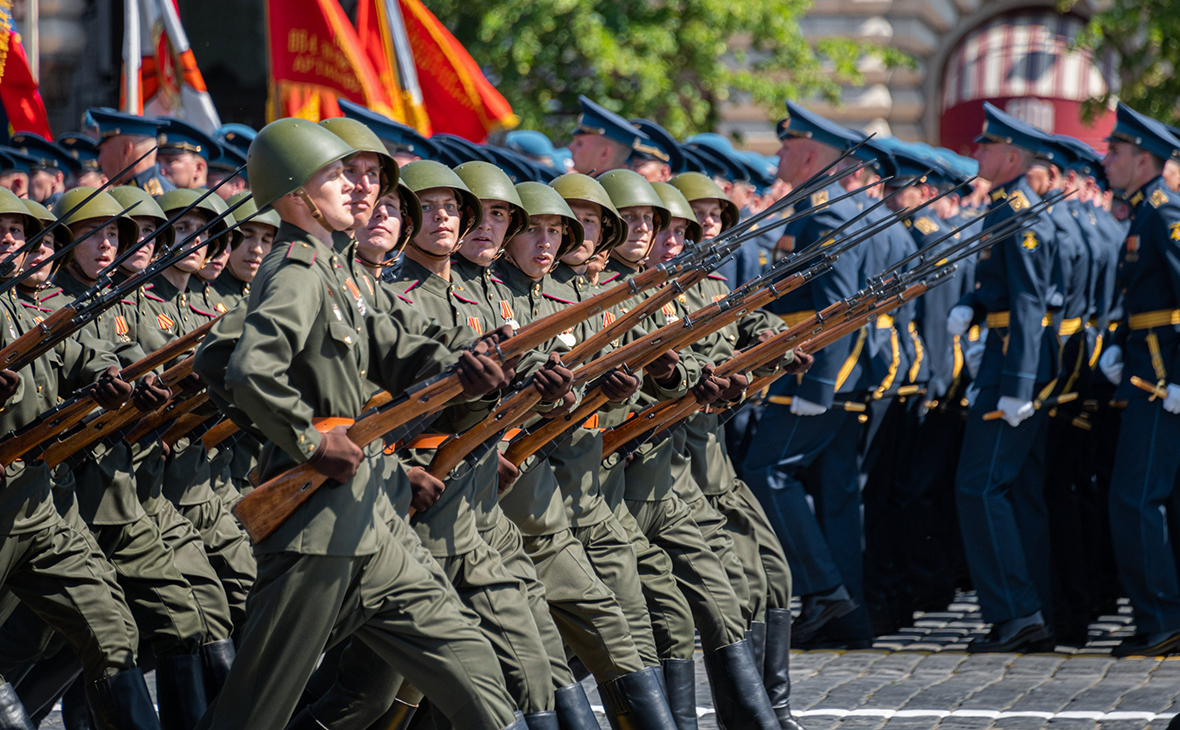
left=29, top=170, right=61, bottom=203
left=630, top=159, right=671, bottom=183
left=649, top=218, right=688, bottom=265
left=301, top=161, right=355, bottom=231
left=0, top=172, right=28, bottom=199
left=198, top=244, right=231, bottom=281
left=507, top=214, right=563, bottom=280
left=21, top=233, right=54, bottom=288
left=613, top=205, right=656, bottom=264
left=972, top=142, right=1014, bottom=185
left=74, top=170, right=107, bottom=189
left=357, top=193, right=404, bottom=265
left=1026, top=163, right=1055, bottom=196
left=690, top=200, right=725, bottom=240
left=562, top=201, right=602, bottom=266
left=207, top=170, right=247, bottom=201
left=884, top=184, right=928, bottom=213
left=0, top=215, right=25, bottom=271
left=777, top=139, right=810, bottom=187
left=569, top=134, right=614, bottom=175
left=69, top=218, right=119, bottom=280
left=124, top=217, right=158, bottom=273
left=1164, top=160, right=1180, bottom=193
left=172, top=212, right=211, bottom=274
left=229, top=222, right=275, bottom=282
left=159, top=151, right=206, bottom=189
left=343, top=152, right=382, bottom=227
left=1102, top=142, right=1138, bottom=192
left=460, top=200, right=513, bottom=267
left=413, top=188, right=461, bottom=255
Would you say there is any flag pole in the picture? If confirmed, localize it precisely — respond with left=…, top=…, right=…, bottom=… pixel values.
left=123, top=0, right=141, bottom=114
left=382, top=0, right=428, bottom=133
left=27, top=0, right=38, bottom=83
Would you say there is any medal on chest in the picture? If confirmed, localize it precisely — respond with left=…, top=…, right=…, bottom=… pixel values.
left=344, top=278, right=367, bottom=316
left=500, top=300, right=520, bottom=329
left=558, top=329, right=576, bottom=347
left=662, top=301, right=680, bottom=323
left=466, top=316, right=483, bottom=336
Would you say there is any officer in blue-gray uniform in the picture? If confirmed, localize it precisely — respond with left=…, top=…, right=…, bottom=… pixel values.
left=743, top=101, right=869, bottom=646
left=8, top=132, right=77, bottom=205
left=945, top=102, right=1060, bottom=652
left=156, top=117, right=223, bottom=190
left=1097, top=103, right=1180, bottom=657
left=86, top=108, right=176, bottom=196
left=0, top=146, right=39, bottom=200
left=568, top=96, right=660, bottom=176
left=57, top=133, right=107, bottom=189
left=628, top=118, right=680, bottom=184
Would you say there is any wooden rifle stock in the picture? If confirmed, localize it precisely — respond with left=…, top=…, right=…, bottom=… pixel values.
left=0, top=318, right=218, bottom=466
left=232, top=267, right=683, bottom=545
left=40, top=355, right=197, bottom=469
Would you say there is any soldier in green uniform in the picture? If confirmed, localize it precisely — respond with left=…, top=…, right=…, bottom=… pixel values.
left=191, top=118, right=524, bottom=730
left=670, top=171, right=809, bottom=729
left=0, top=186, right=163, bottom=729
left=595, top=169, right=782, bottom=729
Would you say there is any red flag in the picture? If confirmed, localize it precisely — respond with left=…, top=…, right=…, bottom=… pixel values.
left=0, top=0, right=51, bottom=140
left=266, top=0, right=394, bottom=122
left=396, top=0, right=517, bottom=142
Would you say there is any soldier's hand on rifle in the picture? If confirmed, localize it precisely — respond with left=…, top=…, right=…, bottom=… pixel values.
left=693, top=364, right=726, bottom=405
left=720, top=372, right=749, bottom=402
left=496, top=453, right=520, bottom=495
left=532, top=352, right=574, bottom=402
left=0, top=369, right=19, bottom=406
left=601, top=368, right=640, bottom=402
left=407, top=466, right=445, bottom=512
left=307, top=424, right=363, bottom=485
left=784, top=347, right=814, bottom=375
left=91, top=366, right=133, bottom=409
left=646, top=349, right=680, bottom=386
left=177, top=373, right=204, bottom=395
left=457, top=350, right=517, bottom=398
left=543, top=391, right=577, bottom=419
left=132, top=374, right=172, bottom=412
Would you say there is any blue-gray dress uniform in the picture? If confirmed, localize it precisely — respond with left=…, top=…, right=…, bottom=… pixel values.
left=85, top=108, right=176, bottom=196
left=1104, top=104, right=1180, bottom=656
left=951, top=103, right=1059, bottom=650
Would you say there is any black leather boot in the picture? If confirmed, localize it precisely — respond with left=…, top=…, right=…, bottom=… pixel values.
left=597, top=666, right=678, bottom=730
left=524, top=711, right=560, bottom=729
left=13, top=645, right=82, bottom=720
left=61, top=676, right=96, bottom=730
left=0, top=683, right=33, bottom=730
left=749, top=620, right=768, bottom=676
left=155, top=654, right=208, bottom=730
left=553, top=683, right=600, bottom=729
left=661, top=659, right=696, bottom=730
left=86, top=668, right=163, bottom=730
left=703, top=640, right=778, bottom=730
left=364, top=698, right=419, bottom=730
left=287, top=707, right=330, bottom=729
left=764, top=608, right=804, bottom=730
left=199, top=639, right=235, bottom=701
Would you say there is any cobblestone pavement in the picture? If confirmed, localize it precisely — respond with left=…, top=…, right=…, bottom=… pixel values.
left=39, top=593, right=1179, bottom=730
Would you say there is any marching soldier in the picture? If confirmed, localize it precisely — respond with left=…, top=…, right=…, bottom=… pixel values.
left=191, top=118, right=524, bottom=730
left=945, top=102, right=1060, bottom=652
left=86, top=109, right=175, bottom=196
left=1098, top=103, right=1180, bottom=656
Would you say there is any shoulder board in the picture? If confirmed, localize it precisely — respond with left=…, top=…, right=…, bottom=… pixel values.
left=38, top=288, right=62, bottom=302
left=543, top=293, right=575, bottom=304
left=600, top=272, right=622, bottom=285
left=284, top=240, right=318, bottom=266
left=810, top=191, right=829, bottom=207
left=398, top=279, right=420, bottom=294
left=189, top=304, right=218, bottom=317
left=1169, top=222, right=1180, bottom=242
left=1008, top=191, right=1030, bottom=212
left=914, top=216, right=940, bottom=235
left=143, top=291, right=166, bottom=302
left=1151, top=189, right=1170, bottom=208
left=707, top=273, right=728, bottom=282
left=452, top=292, right=479, bottom=305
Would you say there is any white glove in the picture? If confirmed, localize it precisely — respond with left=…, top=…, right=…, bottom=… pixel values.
left=947, top=305, right=974, bottom=337
left=965, top=383, right=980, bottom=408
left=997, top=396, right=1035, bottom=427
left=965, top=336, right=986, bottom=380
left=790, top=395, right=828, bottom=416
left=1098, top=345, right=1123, bottom=385
left=1164, top=384, right=1180, bottom=414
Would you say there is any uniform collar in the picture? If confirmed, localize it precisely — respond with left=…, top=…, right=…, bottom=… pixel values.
left=398, top=256, right=452, bottom=297
left=1126, top=174, right=1168, bottom=216
left=131, top=164, right=174, bottom=196
left=494, top=258, right=544, bottom=297
left=214, top=269, right=249, bottom=296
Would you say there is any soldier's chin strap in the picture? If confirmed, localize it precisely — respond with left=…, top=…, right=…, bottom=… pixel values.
left=295, top=189, right=330, bottom=229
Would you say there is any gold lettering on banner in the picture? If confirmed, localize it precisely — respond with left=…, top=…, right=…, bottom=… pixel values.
left=285, top=28, right=363, bottom=94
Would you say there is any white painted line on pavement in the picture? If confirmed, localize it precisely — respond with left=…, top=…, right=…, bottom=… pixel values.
left=587, top=706, right=1180, bottom=722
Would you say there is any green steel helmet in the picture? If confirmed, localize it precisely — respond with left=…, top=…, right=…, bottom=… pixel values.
left=109, top=185, right=173, bottom=250
left=651, top=182, right=703, bottom=244
left=670, top=171, right=740, bottom=233
left=21, top=199, right=71, bottom=246
left=400, top=160, right=482, bottom=240
left=158, top=188, right=231, bottom=261
left=52, top=187, right=138, bottom=253
left=454, top=161, right=528, bottom=245
left=227, top=191, right=282, bottom=232
left=319, top=117, right=399, bottom=198
left=513, top=181, right=585, bottom=262
left=595, top=169, right=670, bottom=233
left=0, top=188, right=42, bottom=243
left=549, top=173, right=625, bottom=254
left=247, top=117, right=356, bottom=210
left=390, top=180, right=422, bottom=252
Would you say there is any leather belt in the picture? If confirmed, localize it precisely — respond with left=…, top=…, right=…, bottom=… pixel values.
left=1058, top=318, right=1083, bottom=336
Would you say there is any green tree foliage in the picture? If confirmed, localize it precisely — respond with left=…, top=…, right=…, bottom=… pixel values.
left=1068, top=0, right=1178, bottom=123
left=424, top=0, right=911, bottom=140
